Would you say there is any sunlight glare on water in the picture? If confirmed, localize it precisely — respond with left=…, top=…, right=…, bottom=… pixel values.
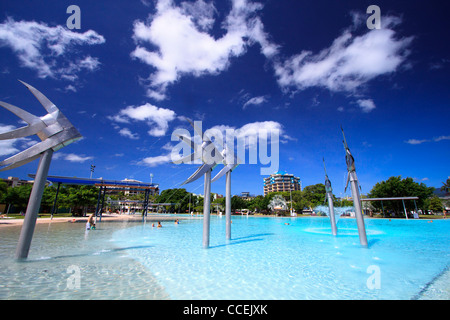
left=111, top=216, right=450, bottom=299
left=0, top=216, right=449, bottom=300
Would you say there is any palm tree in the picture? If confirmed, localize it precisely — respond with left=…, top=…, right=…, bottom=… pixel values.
left=268, top=195, right=288, bottom=212
left=441, top=177, right=450, bottom=192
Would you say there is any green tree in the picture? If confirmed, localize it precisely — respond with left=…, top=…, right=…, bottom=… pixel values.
left=260, top=193, right=277, bottom=214
left=3, top=184, right=32, bottom=212
left=293, top=197, right=310, bottom=213
left=156, top=188, right=194, bottom=213
left=302, top=183, right=326, bottom=208
left=441, top=178, right=450, bottom=192
left=58, top=185, right=98, bottom=216
left=231, top=195, right=246, bottom=211
left=428, top=196, right=443, bottom=213
left=41, top=185, right=57, bottom=213
left=0, top=181, right=8, bottom=203
left=247, top=195, right=265, bottom=213
left=335, top=198, right=353, bottom=207
left=212, top=196, right=225, bottom=213
left=369, top=176, right=434, bottom=216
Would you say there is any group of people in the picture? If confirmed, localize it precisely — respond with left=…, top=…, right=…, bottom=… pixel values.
left=85, top=214, right=180, bottom=230
left=151, top=219, right=179, bottom=228
left=151, top=221, right=162, bottom=228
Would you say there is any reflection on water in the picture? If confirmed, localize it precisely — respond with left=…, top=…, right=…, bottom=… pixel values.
left=0, top=216, right=449, bottom=300
left=0, top=221, right=169, bottom=300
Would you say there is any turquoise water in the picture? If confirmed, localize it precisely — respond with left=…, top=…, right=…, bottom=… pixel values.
left=0, top=216, right=449, bottom=299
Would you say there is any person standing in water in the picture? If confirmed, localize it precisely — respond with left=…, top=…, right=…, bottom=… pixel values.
left=86, top=213, right=96, bottom=230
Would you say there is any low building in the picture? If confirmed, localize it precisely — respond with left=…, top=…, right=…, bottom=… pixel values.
left=0, top=176, right=33, bottom=188
left=263, top=171, right=301, bottom=196
left=121, top=178, right=159, bottom=196
left=240, top=192, right=255, bottom=201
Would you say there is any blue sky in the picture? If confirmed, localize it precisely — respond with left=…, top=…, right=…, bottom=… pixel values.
left=0, top=0, right=449, bottom=198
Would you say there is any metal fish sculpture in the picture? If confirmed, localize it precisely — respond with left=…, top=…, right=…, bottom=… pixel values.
left=0, top=80, right=82, bottom=171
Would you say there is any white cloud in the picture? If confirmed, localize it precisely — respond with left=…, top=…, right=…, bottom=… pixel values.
left=405, top=139, right=429, bottom=145
left=180, top=0, right=217, bottom=32
left=0, top=124, right=21, bottom=156
left=434, top=135, right=450, bottom=142
left=130, top=5, right=411, bottom=101
left=107, top=114, right=130, bottom=124
left=65, top=154, right=93, bottom=162
left=243, top=95, right=267, bottom=109
left=161, top=142, right=175, bottom=151
left=64, top=84, right=77, bottom=93
left=235, top=121, right=281, bottom=139
left=54, top=153, right=93, bottom=162
left=356, top=99, right=376, bottom=113
left=0, top=18, right=105, bottom=80
left=110, top=103, right=177, bottom=137
left=138, top=154, right=172, bottom=167
left=405, top=135, right=450, bottom=145
left=274, top=15, right=413, bottom=94
left=210, top=120, right=293, bottom=148
left=118, top=128, right=139, bottom=140
left=59, top=56, right=101, bottom=81
left=0, top=123, right=38, bottom=157
left=131, top=0, right=277, bottom=100
left=137, top=120, right=290, bottom=168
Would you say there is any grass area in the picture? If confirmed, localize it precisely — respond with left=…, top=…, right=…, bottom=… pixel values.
left=418, top=214, right=447, bottom=219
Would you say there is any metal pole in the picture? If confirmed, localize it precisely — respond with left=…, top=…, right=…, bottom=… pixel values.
left=203, top=169, right=211, bottom=248
left=99, top=186, right=106, bottom=222
left=50, top=182, right=61, bottom=220
left=402, top=199, right=408, bottom=219
left=145, top=189, right=149, bottom=217
left=225, top=170, right=231, bottom=240
left=350, top=171, right=368, bottom=247
left=94, top=186, right=102, bottom=224
left=15, top=149, right=53, bottom=260
left=327, top=191, right=337, bottom=236
left=290, top=188, right=293, bottom=216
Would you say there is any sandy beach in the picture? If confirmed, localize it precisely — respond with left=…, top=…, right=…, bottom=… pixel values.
left=0, top=214, right=185, bottom=228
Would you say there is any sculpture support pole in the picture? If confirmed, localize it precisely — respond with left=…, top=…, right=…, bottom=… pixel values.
left=203, top=169, right=211, bottom=249
left=15, top=149, right=53, bottom=260
left=50, top=182, right=61, bottom=220
left=94, top=186, right=102, bottom=224
left=225, top=170, right=231, bottom=240
left=349, top=171, right=368, bottom=247
left=99, top=186, right=106, bottom=223
left=327, top=192, right=337, bottom=236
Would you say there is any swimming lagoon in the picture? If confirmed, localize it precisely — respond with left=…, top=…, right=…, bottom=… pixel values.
left=0, top=215, right=449, bottom=299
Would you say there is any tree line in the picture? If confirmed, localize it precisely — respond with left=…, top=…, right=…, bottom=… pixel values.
left=0, top=182, right=99, bottom=215
left=1, top=175, right=447, bottom=217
